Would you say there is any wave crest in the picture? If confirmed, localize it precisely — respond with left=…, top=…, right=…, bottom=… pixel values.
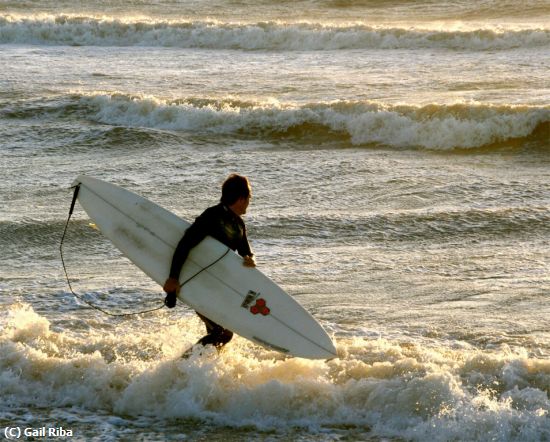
left=1, top=14, right=549, bottom=51
left=81, top=94, right=550, bottom=150
left=3, top=93, right=548, bottom=150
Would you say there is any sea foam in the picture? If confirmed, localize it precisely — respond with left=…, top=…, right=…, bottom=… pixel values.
left=1, top=14, right=549, bottom=51
left=83, top=94, right=550, bottom=150
left=1, top=303, right=548, bottom=441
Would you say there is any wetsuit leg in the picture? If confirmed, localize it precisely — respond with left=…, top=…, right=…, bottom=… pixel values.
left=196, top=312, right=233, bottom=349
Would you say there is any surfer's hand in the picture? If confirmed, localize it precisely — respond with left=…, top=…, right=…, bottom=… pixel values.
left=243, top=255, right=256, bottom=267
left=164, top=291, right=177, bottom=308
left=163, top=277, right=180, bottom=294
left=163, top=278, right=179, bottom=308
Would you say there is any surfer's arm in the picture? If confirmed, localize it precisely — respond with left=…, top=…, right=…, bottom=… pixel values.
left=168, top=236, right=193, bottom=280
left=238, top=225, right=255, bottom=267
left=168, top=220, right=210, bottom=279
left=164, top=215, right=210, bottom=307
left=167, top=208, right=216, bottom=284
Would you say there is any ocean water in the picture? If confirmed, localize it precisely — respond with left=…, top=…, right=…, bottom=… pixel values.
left=1, top=0, right=549, bottom=440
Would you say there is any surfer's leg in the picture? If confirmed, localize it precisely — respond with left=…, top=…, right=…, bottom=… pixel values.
left=181, top=313, right=233, bottom=358
left=196, top=312, right=233, bottom=349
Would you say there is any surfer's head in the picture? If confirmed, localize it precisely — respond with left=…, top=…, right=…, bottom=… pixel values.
left=222, top=174, right=252, bottom=215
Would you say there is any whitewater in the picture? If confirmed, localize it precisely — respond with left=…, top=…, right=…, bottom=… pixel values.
left=1, top=0, right=549, bottom=441
left=1, top=15, right=549, bottom=51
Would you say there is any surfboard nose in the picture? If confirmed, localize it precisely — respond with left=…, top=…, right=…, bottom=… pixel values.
left=301, top=331, right=337, bottom=360
left=300, top=345, right=337, bottom=360
left=320, top=338, right=338, bottom=360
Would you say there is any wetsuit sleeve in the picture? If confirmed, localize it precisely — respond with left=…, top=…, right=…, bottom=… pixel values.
left=237, top=224, right=253, bottom=258
left=168, top=210, right=213, bottom=279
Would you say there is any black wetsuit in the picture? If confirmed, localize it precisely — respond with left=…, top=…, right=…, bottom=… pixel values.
left=169, top=203, right=253, bottom=348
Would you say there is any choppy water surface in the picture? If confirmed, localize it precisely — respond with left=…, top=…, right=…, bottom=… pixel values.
left=1, top=1, right=549, bottom=440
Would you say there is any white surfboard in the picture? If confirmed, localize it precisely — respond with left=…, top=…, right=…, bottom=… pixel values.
left=71, top=176, right=337, bottom=360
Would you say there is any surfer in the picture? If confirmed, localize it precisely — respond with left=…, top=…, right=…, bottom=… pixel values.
left=163, top=173, right=256, bottom=352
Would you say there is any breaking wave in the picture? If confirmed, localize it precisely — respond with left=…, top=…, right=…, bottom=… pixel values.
left=1, top=303, right=548, bottom=441
left=3, top=93, right=549, bottom=150
left=2, top=93, right=549, bottom=150
left=1, top=14, right=549, bottom=51
left=72, top=94, right=550, bottom=150
left=2, top=93, right=548, bottom=150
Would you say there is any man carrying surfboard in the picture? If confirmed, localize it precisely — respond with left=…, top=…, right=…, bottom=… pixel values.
left=163, top=174, right=256, bottom=351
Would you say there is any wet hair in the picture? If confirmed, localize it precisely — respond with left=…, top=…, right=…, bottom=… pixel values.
left=221, top=174, right=251, bottom=206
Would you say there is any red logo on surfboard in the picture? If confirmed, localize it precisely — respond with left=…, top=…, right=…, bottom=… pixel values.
left=250, top=298, right=270, bottom=316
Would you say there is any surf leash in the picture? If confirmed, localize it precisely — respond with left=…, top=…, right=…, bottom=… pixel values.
left=60, top=184, right=166, bottom=317
left=177, top=248, right=230, bottom=289
left=60, top=184, right=231, bottom=317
